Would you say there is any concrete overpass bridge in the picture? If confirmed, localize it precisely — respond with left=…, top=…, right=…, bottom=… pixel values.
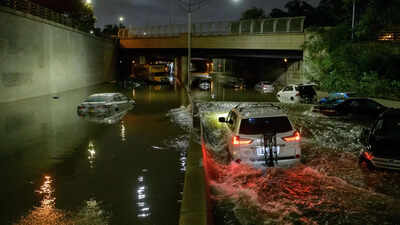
left=118, top=17, right=307, bottom=85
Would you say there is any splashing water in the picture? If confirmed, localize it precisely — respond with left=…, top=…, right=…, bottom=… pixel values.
left=194, top=102, right=400, bottom=225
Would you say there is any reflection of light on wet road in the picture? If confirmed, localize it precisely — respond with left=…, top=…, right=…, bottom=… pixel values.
left=121, top=121, right=126, bottom=142
left=36, top=175, right=56, bottom=209
left=136, top=174, right=151, bottom=219
left=88, top=141, right=96, bottom=168
left=180, top=151, right=187, bottom=172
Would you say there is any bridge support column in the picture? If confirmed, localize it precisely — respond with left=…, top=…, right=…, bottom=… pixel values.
left=175, top=56, right=188, bottom=87
left=139, top=56, right=147, bottom=64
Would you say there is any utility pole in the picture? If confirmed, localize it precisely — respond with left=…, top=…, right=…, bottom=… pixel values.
left=178, top=0, right=208, bottom=91
left=352, top=0, right=356, bottom=40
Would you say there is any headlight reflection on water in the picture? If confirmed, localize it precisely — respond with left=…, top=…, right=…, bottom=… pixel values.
left=88, top=141, right=96, bottom=168
left=36, top=175, right=56, bottom=209
left=120, top=121, right=127, bottom=142
left=136, top=174, right=151, bottom=219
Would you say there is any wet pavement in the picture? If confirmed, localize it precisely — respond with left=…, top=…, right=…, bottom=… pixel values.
left=0, top=83, right=188, bottom=225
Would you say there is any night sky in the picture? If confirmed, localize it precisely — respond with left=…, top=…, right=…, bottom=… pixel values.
left=93, top=0, right=320, bottom=28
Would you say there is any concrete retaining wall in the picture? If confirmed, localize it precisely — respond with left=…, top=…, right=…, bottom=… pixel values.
left=0, top=6, right=118, bottom=103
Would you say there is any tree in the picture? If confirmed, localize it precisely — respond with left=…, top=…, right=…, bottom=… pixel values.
left=240, top=7, right=267, bottom=20
left=102, top=24, right=121, bottom=36
left=269, top=8, right=288, bottom=18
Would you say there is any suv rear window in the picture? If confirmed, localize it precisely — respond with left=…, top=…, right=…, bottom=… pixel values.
left=298, top=86, right=316, bottom=95
left=239, top=116, right=293, bottom=135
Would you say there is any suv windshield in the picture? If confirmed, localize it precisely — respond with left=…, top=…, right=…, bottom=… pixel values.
left=239, top=116, right=293, bottom=135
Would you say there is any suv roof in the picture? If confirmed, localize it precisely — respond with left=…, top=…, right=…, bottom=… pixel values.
left=233, top=103, right=286, bottom=119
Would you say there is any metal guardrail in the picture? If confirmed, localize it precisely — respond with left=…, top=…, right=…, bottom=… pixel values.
left=0, top=0, right=94, bottom=33
left=119, top=17, right=305, bottom=38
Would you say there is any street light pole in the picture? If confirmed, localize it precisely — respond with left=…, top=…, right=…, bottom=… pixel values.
left=178, top=0, right=207, bottom=91
left=187, top=3, right=192, bottom=91
left=352, top=0, right=356, bottom=40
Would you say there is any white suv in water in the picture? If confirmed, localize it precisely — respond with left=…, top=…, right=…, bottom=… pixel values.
left=219, top=104, right=301, bottom=168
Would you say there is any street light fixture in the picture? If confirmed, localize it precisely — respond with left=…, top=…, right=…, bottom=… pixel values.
left=178, top=0, right=208, bottom=91
left=119, top=16, right=124, bottom=22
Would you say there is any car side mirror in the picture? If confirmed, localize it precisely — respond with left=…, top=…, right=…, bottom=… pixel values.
left=360, top=128, right=371, bottom=145
left=218, top=117, right=226, bottom=123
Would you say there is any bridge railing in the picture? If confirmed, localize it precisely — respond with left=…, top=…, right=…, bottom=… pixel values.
left=120, top=17, right=305, bottom=38
left=0, top=0, right=105, bottom=36
left=0, top=0, right=76, bottom=26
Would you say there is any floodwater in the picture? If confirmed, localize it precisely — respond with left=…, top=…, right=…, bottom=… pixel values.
left=0, top=83, right=188, bottom=225
left=173, top=85, right=400, bottom=225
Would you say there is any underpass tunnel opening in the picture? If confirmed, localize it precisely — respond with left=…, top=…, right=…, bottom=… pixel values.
left=211, top=57, right=304, bottom=87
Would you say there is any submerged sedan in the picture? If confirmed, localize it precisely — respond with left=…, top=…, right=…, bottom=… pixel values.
left=77, top=93, right=135, bottom=116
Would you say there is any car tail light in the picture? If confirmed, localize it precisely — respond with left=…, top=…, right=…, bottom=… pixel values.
left=364, top=152, right=374, bottom=161
left=232, top=136, right=253, bottom=145
left=282, top=131, right=301, bottom=142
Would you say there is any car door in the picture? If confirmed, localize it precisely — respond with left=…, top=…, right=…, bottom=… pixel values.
left=283, top=86, right=294, bottom=101
left=112, top=95, right=125, bottom=111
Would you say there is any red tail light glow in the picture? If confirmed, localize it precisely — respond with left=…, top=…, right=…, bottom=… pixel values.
left=364, top=152, right=374, bottom=161
left=295, top=92, right=300, bottom=96
left=282, top=131, right=301, bottom=142
left=233, top=136, right=253, bottom=145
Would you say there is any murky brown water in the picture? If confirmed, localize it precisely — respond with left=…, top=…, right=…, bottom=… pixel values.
left=0, top=83, right=189, bottom=225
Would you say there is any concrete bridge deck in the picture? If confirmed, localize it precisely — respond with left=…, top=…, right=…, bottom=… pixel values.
left=119, top=17, right=306, bottom=51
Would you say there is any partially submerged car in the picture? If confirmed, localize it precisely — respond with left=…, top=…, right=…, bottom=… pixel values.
left=359, top=109, right=400, bottom=170
left=254, top=81, right=274, bottom=93
left=218, top=104, right=301, bottom=168
left=224, top=79, right=246, bottom=90
left=77, top=93, right=135, bottom=116
left=277, top=84, right=317, bottom=104
left=319, top=92, right=356, bottom=104
left=149, top=72, right=171, bottom=84
left=313, top=98, right=386, bottom=118
left=79, top=108, right=131, bottom=124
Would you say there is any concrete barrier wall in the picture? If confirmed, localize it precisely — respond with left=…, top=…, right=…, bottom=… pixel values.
left=0, top=6, right=118, bottom=103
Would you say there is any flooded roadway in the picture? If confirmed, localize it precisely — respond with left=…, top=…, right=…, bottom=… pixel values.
left=187, top=86, right=400, bottom=225
left=0, top=84, right=188, bottom=225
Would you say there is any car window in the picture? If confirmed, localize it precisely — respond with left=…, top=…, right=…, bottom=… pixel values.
left=226, top=111, right=233, bottom=123
left=381, top=117, right=400, bottom=134
left=229, top=112, right=237, bottom=130
left=113, top=96, right=122, bottom=101
left=283, top=86, right=293, bottom=92
left=373, top=119, right=384, bottom=135
left=364, top=100, right=382, bottom=110
left=239, top=116, right=293, bottom=135
left=85, top=96, right=108, bottom=102
left=119, top=95, right=129, bottom=101
left=299, top=86, right=316, bottom=95
left=349, top=100, right=360, bottom=108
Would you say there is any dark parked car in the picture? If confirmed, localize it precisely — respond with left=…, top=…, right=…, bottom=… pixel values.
left=318, top=92, right=356, bottom=104
left=276, top=84, right=317, bottom=104
left=359, top=109, right=400, bottom=170
left=313, top=98, right=386, bottom=118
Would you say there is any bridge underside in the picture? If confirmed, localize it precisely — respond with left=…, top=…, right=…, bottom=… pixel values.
left=120, top=48, right=303, bottom=60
